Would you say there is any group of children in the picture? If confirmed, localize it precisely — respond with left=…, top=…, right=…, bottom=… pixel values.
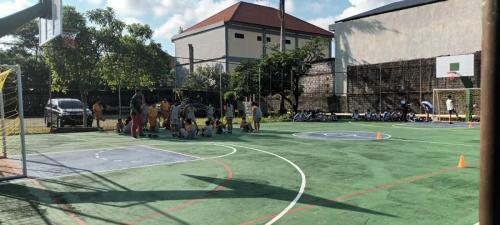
left=293, top=110, right=338, bottom=122
left=116, top=95, right=263, bottom=139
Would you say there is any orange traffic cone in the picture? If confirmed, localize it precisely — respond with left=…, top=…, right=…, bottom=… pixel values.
left=376, top=132, right=382, bottom=140
left=457, top=154, right=467, bottom=168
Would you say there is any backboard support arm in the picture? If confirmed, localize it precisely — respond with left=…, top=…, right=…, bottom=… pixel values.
left=0, top=2, right=44, bottom=38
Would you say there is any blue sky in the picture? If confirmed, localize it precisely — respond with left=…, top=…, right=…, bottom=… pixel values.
left=0, top=0, right=400, bottom=54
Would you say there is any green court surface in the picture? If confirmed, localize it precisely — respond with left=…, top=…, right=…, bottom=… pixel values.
left=0, top=122, right=480, bottom=225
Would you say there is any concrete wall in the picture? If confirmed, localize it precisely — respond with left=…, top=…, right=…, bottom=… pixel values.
left=332, top=0, right=482, bottom=96
left=174, top=25, right=226, bottom=82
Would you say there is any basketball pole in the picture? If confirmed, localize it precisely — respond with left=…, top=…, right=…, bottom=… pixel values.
left=481, top=0, right=500, bottom=224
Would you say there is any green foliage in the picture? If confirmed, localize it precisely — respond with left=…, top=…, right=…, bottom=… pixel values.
left=231, top=60, right=260, bottom=98
left=224, top=91, right=236, bottom=103
left=232, top=38, right=328, bottom=113
left=44, top=6, right=100, bottom=94
left=181, top=65, right=229, bottom=91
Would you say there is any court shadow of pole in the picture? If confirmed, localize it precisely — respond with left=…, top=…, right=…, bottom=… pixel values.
left=0, top=175, right=395, bottom=219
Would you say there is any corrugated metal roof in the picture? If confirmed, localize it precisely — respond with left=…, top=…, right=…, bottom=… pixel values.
left=183, top=1, right=333, bottom=37
left=335, top=0, right=446, bottom=23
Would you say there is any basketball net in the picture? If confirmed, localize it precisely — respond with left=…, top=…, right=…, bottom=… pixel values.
left=61, top=31, right=78, bottom=49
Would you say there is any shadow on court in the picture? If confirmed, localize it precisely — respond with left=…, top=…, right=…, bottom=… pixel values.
left=0, top=172, right=395, bottom=225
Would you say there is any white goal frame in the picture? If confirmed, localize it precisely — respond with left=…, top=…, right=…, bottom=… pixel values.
left=0, top=65, right=27, bottom=181
left=432, top=88, right=481, bottom=122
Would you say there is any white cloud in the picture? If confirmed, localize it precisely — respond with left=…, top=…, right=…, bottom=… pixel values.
left=336, top=0, right=401, bottom=21
left=0, top=0, right=32, bottom=18
left=106, top=0, right=158, bottom=17
left=153, top=0, right=237, bottom=40
left=82, top=0, right=103, bottom=5
left=0, top=36, right=17, bottom=50
left=308, top=16, right=335, bottom=31
left=153, top=0, right=300, bottom=42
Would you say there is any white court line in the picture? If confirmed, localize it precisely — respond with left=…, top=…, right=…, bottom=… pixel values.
left=292, top=131, right=391, bottom=141
left=225, top=143, right=306, bottom=225
left=6, top=144, right=238, bottom=184
left=139, top=145, right=202, bottom=159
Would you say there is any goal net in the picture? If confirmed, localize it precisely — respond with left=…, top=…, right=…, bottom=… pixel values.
left=432, top=88, right=480, bottom=122
left=0, top=65, right=27, bottom=181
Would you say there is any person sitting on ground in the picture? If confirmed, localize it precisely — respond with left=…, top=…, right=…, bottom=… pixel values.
left=214, top=117, right=224, bottom=134
left=180, top=119, right=196, bottom=139
left=201, top=120, right=213, bottom=137
left=122, top=117, right=132, bottom=134
left=382, top=108, right=391, bottom=122
left=372, top=111, right=381, bottom=121
left=365, top=109, right=372, bottom=121
left=240, top=116, right=253, bottom=132
left=116, top=118, right=124, bottom=133
left=352, top=110, right=360, bottom=121
left=147, top=102, right=159, bottom=137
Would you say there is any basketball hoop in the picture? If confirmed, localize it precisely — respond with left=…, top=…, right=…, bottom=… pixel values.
left=61, top=29, right=79, bottom=49
left=448, top=71, right=457, bottom=81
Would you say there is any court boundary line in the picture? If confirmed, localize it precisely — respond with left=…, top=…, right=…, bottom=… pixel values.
left=225, top=143, right=306, bottom=225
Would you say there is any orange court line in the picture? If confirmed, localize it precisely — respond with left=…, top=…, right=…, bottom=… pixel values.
left=239, top=166, right=458, bottom=225
left=30, top=179, right=88, bottom=225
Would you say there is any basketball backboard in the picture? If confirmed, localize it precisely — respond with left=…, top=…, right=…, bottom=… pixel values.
left=39, top=0, right=62, bottom=46
left=436, top=54, right=474, bottom=78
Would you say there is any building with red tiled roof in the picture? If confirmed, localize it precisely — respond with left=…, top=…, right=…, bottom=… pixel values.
left=171, top=1, right=333, bottom=83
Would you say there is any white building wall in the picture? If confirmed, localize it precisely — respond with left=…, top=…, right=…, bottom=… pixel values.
left=333, top=0, right=482, bottom=95
left=174, top=26, right=226, bottom=80
left=227, top=28, right=263, bottom=59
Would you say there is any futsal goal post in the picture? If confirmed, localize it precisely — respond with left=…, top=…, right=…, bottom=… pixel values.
left=0, top=65, right=27, bottom=181
left=432, top=88, right=480, bottom=122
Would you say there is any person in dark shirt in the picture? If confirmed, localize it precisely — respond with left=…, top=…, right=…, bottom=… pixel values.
left=130, top=90, right=144, bottom=138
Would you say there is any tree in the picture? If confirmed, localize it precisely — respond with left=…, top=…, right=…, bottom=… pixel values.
left=258, top=37, right=328, bottom=113
left=44, top=6, right=100, bottom=126
left=231, top=60, right=260, bottom=99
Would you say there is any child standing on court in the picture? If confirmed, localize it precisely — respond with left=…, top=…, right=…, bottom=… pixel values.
left=93, top=99, right=105, bottom=130
left=446, top=95, right=460, bottom=124
left=207, top=104, right=215, bottom=121
left=160, top=98, right=170, bottom=129
left=225, top=102, right=234, bottom=134
left=170, top=102, right=180, bottom=137
left=251, top=102, right=262, bottom=132
left=147, top=102, right=159, bottom=134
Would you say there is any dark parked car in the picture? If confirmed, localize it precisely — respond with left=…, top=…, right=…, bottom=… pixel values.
left=44, top=98, right=93, bottom=128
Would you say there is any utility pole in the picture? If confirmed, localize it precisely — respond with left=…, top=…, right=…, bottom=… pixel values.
left=480, top=0, right=500, bottom=224
left=279, top=0, right=286, bottom=52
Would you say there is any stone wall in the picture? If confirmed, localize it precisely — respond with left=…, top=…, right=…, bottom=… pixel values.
left=298, top=58, right=335, bottom=111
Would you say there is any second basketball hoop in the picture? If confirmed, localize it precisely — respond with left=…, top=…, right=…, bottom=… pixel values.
left=61, top=28, right=79, bottom=49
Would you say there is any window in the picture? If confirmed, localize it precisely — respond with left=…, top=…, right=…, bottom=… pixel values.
left=235, top=33, right=244, bottom=39
left=266, top=37, right=271, bottom=42
left=257, top=36, right=262, bottom=41
left=285, top=39, right=291, bottom=44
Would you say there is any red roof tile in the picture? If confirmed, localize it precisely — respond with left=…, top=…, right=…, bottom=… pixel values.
left=184, top=1, right=333, bottom=37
